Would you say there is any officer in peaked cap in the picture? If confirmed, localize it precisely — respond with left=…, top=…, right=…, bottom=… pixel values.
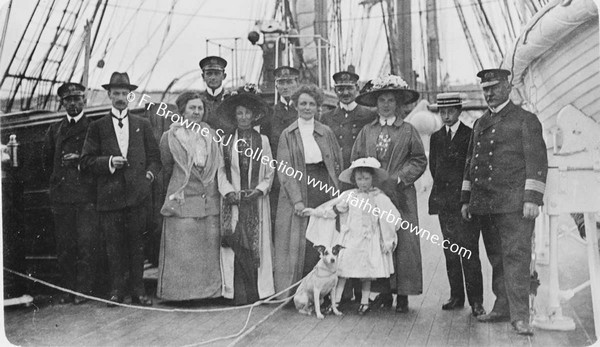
left=199, top=56, right=231, bottom=133
left=461, top=68, right=547, bottom=335
left=43, top=82, right=97, bottom=305
left=319, top=69, right=376, bottom=304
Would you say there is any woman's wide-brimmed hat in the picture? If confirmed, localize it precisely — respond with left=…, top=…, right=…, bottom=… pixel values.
left=356, top=74, right=419, bottom=107
left=102, top=72, right=138, bottom=91
left=339, top=157, right=389, bottom=184
left=217, top=84, right=270, bottom=125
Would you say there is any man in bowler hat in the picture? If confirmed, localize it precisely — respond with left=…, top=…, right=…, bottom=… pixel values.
left=461, top=69, right=547, bottom=335
left=81, top=72, right=161, bottom=306
left=428, top=92, right=485, bottom=317
left=43, top=82, right=97, bottom=305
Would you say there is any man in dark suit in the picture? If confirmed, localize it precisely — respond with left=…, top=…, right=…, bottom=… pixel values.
left=428, top=93, right=485, bottom=317
left=199, top=56, right=232, bottom=134
left=81, top=72, right=161, bottom=306
left=43, top=82, right=97, bottom=305
left=461, top=69, right=547, bottom=335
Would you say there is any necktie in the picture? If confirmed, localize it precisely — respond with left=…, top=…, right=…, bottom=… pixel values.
left=446, top=128, right=452, bottom=143
left=69, top=119, right=76, bottom=126
left=113, top=114, right=127, bottom=128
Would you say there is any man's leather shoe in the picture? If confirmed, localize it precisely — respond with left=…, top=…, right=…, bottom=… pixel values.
left=370, top=293, right=393, bottom=309
left=441, top=297, right=464, bottom=310
left=471, top=302, right=486, bottom=317
left=477, top=310, right=510, bottom=323
left=512, top=320, right=534, bottom=336
left=106, top=295, right=123, bottom=307
left=73, top=296, right=89, bottom=305
left=132, top=295, right=153, bottom=306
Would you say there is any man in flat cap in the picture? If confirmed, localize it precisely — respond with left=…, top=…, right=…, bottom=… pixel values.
left=461, top=69, right=547, bottom=335
left=43, top=82, right=97, bottom=305
left=81, top=72, right=161, bottom=307
left=199, top=56, right=232, bottom=133
left=428, top=93, right=485, bottom=317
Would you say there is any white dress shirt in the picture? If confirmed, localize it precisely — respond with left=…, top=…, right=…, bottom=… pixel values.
left=489, top=99, right=510, bottom=114
left=205, top=86, right=223, bottom=97
left=66, top=112, right=83, bottom=124
left=109, top=107, right=130, bottom=173
left=280, top=96, right=293, bottom=110
left=297, top=117, right=323, bottom=164
left=446, top=121, right=460, bottom=140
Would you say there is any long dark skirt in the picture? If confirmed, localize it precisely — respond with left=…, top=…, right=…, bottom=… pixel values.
left=303, top=162, right=335, bottom=276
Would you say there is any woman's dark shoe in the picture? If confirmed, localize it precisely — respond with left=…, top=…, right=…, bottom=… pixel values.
left=370, top=293, right=393, bottom=309
left=357, top=304, right=370, bottom=315
left=441, top=297, right=464, bottom=310
left=396, top=295, right=409, bottom=313
left=471, top=302, right=486, bottom=317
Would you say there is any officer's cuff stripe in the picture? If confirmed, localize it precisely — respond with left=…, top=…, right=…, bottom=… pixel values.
left=525, top=179, right=545, bottom=194
left=462, top=180, right=471, bottom=191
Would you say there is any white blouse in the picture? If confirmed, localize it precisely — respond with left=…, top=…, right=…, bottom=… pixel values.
left=297, top=118, right=323, bottom=164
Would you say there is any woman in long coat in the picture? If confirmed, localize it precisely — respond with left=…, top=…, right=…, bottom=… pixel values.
left=351, top=75, right=428, bottom=312
left=273, top=84, right=343, bottom=293
left=157, top=91, right=226, bottom=301
left=217, top=85, right=275, bottom=305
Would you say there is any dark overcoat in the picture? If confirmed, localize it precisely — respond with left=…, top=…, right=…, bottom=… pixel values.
left=268, top=102, right=298, bottom=159
left=80, top=113, right=161, bottom=211
left=428, top=121, right=472, bottom=214
left=202, top=90, right=234, bottom=134
left=43, top=116, right=95, bottom=204
left=351, top=117, right=427, bottom=295
left=320, top=104, right=377, bottom=169
left=273, top=120, right=343, bottom=293
left=460, top=102, right=547, bottom=214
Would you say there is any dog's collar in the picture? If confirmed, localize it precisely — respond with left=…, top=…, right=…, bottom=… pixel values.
left=313, top=266, right=337, bottom=278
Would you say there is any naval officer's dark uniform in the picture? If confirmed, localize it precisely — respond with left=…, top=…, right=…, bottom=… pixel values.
left=461, top=101, right=547, bottom=323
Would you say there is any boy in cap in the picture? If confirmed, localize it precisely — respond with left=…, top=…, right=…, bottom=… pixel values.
left=81, top=72, right=161, bottom=307
left=43, top=82, right=97, bottom=304
left=428, top=93, right=485, bottom=317
left=461, top=68, right=547, bottom=335
left=199, top=56, right=232, bottom=133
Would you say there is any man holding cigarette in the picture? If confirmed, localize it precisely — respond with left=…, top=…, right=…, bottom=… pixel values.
left=81, top=72, right=161, bottom=307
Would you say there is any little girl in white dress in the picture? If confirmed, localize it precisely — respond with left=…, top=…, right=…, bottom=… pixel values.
left=303, top=157, right=400, bottom=315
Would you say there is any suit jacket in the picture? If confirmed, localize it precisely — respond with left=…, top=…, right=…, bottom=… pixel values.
left=202, top=90, right=234, bottom=134
left=268, top=102, right=298, bottom=159
left=81, top=113, right=161, bottom=211
left=319, top=104, right=377, bottom=169
left=460, top=101, right=548, bottom=214
left=43, top=116, right=95, bottom=204
left=428, top=121, right=471, bottom=214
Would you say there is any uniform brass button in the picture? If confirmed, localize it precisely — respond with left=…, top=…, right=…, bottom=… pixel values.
left=488, top=177, right=492, bottom=181
left=339, top=135, right=343, bottom=139
left=489, top=165, right=493, bottom=170
left=490, top=140, right=494, bottom=144
left=201, top=194, right=206, bottom=198
left=489, top=152, right=493, bottom=156
left=475, top=178, right=479, bottom=182
left=492, top=129, right=496, bottom=133
left=353, top=136, right=356, bottom=139
left=477, top=142, right=481, bottom=146
left=475, top=166, right=478, bottom=170
left=475, top=154, right=479, bottom=158
left=353, top=124, right=357, bottom=128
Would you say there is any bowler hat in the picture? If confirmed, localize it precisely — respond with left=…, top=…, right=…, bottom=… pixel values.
left=102, top=72, right=138, bottom=91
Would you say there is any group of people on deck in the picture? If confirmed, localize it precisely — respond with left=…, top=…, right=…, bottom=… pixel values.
left=44, top=52, right=548, bottom=336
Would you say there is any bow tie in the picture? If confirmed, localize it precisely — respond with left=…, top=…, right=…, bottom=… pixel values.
left=112, top=113, right=128, bottom=128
